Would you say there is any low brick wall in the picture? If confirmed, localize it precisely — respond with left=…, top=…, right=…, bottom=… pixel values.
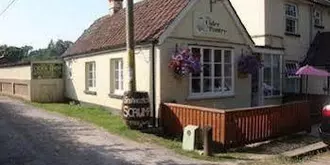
left=0, top=79, right=31, bottom=100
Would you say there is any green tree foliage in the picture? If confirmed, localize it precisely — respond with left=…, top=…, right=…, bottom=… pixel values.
left=26, top=40, right=73, bottom=61
left=0, top=45, right=32, bottom=63
left=0, top=39, right=73, bottom=64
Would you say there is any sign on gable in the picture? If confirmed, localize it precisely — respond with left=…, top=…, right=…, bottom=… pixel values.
left=193, top=12, right=228, bottom=39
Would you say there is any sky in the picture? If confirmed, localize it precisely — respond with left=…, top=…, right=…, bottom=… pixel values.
left=0, top=0, right=141, bottom=49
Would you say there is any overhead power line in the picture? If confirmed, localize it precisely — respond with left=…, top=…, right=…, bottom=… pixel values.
left=0, top=0, right=18, bottom=18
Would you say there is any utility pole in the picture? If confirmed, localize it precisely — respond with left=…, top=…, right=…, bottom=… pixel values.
left=122, top=0, right=151, bottom=130
left=126, top=0, right=136, bottom=92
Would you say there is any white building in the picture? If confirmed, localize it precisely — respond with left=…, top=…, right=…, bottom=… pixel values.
left=63, top=0, right=284, bottom=124
left=231, top=0, right=330, bottom=95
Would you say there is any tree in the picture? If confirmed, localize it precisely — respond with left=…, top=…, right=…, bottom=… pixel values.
left=0, top=39, right=73, bottom=64
left=0, top=45, right=28, bottom=64
left=24, top=39, right=73, bottom=61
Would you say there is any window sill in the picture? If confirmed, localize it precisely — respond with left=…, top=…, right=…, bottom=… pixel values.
left=314, top=25, right=325, bottom=29
left=284, top=32, right=301, bottom=38
left=108, top=93, right=123, bottom=99
left=84, top=90, right=97, bottom=96
left=187, top=93, right=235, bottom=100
left=264, top=95, right=283, bottom=99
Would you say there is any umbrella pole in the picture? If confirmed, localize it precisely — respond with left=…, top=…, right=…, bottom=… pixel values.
left=305, top=76, right=308, bottom=101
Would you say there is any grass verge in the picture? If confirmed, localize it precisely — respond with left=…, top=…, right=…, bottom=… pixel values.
left=29, top=102, right=244, bottom=162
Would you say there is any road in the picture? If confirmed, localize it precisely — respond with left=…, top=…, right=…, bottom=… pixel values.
left=301, top=152, right=330, bottom=165
left=0, top=96, right=222, bottom=165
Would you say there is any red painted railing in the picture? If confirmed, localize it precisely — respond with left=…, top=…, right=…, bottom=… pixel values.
left=161, top=101, right=311, bottom=149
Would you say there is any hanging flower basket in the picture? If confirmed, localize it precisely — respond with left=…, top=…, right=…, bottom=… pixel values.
left=168, top=47, right=201, bottom=78
left=237, top=54, right=262, bottom=78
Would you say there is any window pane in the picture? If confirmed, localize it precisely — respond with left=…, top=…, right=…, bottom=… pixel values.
left=225, top=64, right=232, bottom=77
left=224, top=50, right=231, bottom=63
left=120, top=80, right=124, bottom=90
left=88, top=64, right=93, bottom=72
left=192, top=79, right=201, bottom=93
left=225, top=78, right=232, bottom=92
left=273, top=80, right=281, bottom=96
left=285, top=4, right=297, bottom=17
left=115, top=60, right=119, bottom=69
left=263, top=55, right=272, bottom=96
left=203, top=79, right=212, bottom=92
left=214, top=78, right=222, bottom=92
left=286, top=19, right=296, bottom=33
left=264, top=68, right=271, bottom=82
left=120, top=70, right=123, bottom=79
left=214, top=64, right=222, bottom=77
left=273, top=56, right=281, bottom=95
left=88, top=80, right=93, bottom=87
left=115, top=71, right=119, bottom=79
left=203, top=49, right=211, bottom=62
left=263, top=80, right=272, bottom=96
left=192, top=48, right=201, bottom=56
left=192, top=72, right=201, bottom=77
left=115, top=80, right=119, bottom=89
left=88, top=72, right=93, bottom=79
left=203, top=64, right=211, bottom=77
left=214, top=50, right=222, bottom=62
left=263, top=55, right=271, bottom=67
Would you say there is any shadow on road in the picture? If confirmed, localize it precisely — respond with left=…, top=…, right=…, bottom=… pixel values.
left=0, top=100, right=205, bottom=165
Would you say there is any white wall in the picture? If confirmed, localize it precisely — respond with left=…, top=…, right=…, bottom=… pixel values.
left=0, top=66, right=31, bottom=80
left=65, top=47, right=152, bottom=110
left=155, top=0, right=253, bottom=111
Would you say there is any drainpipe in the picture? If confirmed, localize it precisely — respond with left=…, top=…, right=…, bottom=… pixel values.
left=309, top=5, right=314, bottom=46
left=151, top=40, right=157, bottom=127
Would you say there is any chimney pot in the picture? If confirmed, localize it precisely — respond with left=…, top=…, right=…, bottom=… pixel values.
left=109, top=0, right=123, bottom=15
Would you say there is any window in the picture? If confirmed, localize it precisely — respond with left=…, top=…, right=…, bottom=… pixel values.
left=190, top=47, right=234, bottom=98
left=285, top=62, right=300, bottom=93
left=86, top=62, right=96, bottom=92
left=67, top=60, right=72, bottom=79
left=111, top=59, right=124, bottom=95
left=314, top=9, right=322, bottom=26
left=263, top=54, right=282, bottom=97
left=285, top=3, right=298, bottom=34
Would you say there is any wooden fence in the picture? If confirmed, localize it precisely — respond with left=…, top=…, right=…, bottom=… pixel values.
left=161, top=101, right=311, bottom=149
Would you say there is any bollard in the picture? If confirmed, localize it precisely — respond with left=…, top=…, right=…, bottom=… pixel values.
left=203, top=126, right=213, bottom=156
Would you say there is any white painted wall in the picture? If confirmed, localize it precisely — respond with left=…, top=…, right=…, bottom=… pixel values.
left=0, top=66, right=31, bottom=80
left=155, top=0, right=254, bottom=112
left=65, top=47, right=152, bottom=110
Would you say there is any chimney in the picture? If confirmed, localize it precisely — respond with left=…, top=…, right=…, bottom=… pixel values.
left=109, top=0, right=123, bottom=15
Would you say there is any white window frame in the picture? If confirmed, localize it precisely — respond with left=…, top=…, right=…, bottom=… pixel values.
left=285, top=3, right=299, bottom=34
left=189, top=46, right=235, bottom=99
left=111, top=58, right=124, bottom=95
left=284, top=61, right=300, bottom=93
left=314, top=9, right=322, bottom=26
left=86, top=62, right=96, bottom=92
left=262, top=54, right=283, bottom=98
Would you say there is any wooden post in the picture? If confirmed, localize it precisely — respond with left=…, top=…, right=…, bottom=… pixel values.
left=126, top=0, right=136, bottom=92
left=122, top=0, right=151, bottom=129
left=203, top=126, right=213, bottom=156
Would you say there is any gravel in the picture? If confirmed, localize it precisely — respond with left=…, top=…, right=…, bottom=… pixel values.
left=0, top=96, right=224, bottom=165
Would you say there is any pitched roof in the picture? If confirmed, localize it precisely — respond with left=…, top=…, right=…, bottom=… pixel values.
left=63, top=0, right=189, bottom=57
left=301, top=32, right=330, bottom=68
